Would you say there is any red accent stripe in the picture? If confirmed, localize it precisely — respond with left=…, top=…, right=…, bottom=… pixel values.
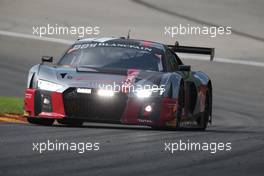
left=24, top=88, right=36, bottom=116
left=160, top=97, right=177, bottom=121
left=122, top=69, right=140, bottom=93
left=51, top=92, right=65, bottom=116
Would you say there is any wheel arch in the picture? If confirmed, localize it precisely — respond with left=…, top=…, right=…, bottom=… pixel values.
left=160, top=73, right=184, bottom=99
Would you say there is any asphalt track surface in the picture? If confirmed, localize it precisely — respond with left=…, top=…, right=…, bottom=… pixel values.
left=0, top=0, right=264, bottom=175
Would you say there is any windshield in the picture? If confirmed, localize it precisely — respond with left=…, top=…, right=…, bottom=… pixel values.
left=58, top=45, right=164, bottom=71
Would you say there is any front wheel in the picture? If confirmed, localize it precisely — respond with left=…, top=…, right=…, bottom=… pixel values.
left=27, top=117, right=54, bottom=126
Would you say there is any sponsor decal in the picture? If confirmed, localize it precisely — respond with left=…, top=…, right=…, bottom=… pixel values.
left=69, top=42, right=153, bottom=52
left=138, top=119, right=152, bottom=123
left=179, top=121, right=198, bottom=127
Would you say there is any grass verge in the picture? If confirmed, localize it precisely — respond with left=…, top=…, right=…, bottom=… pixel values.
left=0, top=97, right=23, bottom=116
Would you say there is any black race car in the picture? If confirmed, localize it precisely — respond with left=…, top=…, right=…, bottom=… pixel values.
left=24, top=37, right=213, bottom=130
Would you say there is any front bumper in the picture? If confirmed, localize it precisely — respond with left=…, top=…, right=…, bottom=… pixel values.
left=24, top=88, right=178, bottom=126
left=24, top=89, right=65, bottom=119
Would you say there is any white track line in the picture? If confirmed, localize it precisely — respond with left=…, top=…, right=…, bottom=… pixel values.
left=1, top=30, right=264, bottom=68
left=0, top=30, right=72, bottom=44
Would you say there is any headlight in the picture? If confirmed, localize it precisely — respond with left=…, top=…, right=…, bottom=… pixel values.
left=97, top=89, right=114, bottom=97
left=136, top=89, right=152, bottom=98
left=37, top=79, right=63, bottom=92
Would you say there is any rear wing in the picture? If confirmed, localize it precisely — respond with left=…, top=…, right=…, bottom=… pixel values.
left=167, top=42, right=215, bottom=61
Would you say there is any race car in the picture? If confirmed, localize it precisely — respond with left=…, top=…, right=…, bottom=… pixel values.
left=24, top=37, right=213, bottom=130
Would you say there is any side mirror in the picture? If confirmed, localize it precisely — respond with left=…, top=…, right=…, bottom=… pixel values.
left=41, top=56, right=53, bottom=63
left=179, top=65, right=191, bottom=72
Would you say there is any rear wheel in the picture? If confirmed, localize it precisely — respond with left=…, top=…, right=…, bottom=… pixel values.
left=174, top=83, right=184, bottom=130
left=57, top=119, right=83, bottom=127
left=27, top=117, right=54, bottom=126
left=197, top=91, right=210, bottom=130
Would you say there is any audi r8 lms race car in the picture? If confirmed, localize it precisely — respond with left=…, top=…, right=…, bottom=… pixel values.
left=24, top=37, right=213, bottom=130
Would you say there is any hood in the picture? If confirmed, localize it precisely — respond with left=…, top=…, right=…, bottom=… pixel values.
left=38, top=65, right=163, bottom=90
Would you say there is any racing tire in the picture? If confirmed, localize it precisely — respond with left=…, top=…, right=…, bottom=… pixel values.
left=174, top=82, right=184, bottom=130
left=27, top=117, right=54, bottom=126
left=197, top=91, right=210, bottom=131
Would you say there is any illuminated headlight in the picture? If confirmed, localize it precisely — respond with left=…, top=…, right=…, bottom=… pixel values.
left=37, top=80, right=63, bottom=92
left=77, top=88, right=92, bottom=94
left=144, top=105, right=152, bottom=112
left=97, top=89, right=114, bottom=97
left=136, top=89, right=152, bottom=98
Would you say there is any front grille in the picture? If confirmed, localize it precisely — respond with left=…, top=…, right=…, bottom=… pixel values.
left=63, top=88, right=127, bottom=121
